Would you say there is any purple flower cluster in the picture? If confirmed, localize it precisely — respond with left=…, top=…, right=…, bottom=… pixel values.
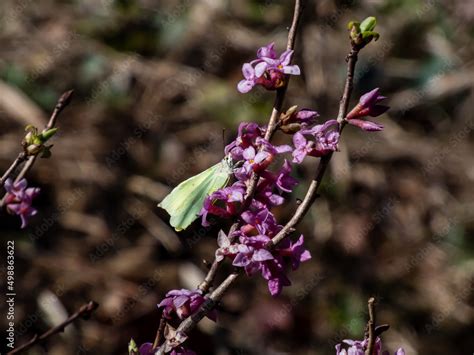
left=346, top=88, right=389, bottom=131
left=217, top=230, right=311, bottom=296
left=158, top=289, right=217, bottom=321
left=335, top=338, right=405, bottom=355
left=145, top=41, right=393, bottom=354
left=3, top=178, right=40, bottom=228
left=199, top=122, right=295, bottom=227
left=197, top=120, right=320, bottom=296
left=292, top=120, right=340, bottom=163
left=238, top=43, right=300, bottom=93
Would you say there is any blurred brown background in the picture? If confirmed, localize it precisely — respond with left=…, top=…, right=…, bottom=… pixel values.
left=0, top=0, right=473, bottom=354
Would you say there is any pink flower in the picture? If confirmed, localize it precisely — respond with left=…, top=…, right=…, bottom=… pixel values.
left=237, top=43, right=301, bottom=93
left=346, top=88, right=389, bottom=131
left=275, top=159, right=298, bottom=193
left=292, top=120, right=340, bottom=163
left=214, top=214, right=311, bottom=297
left=199, top=183, right=246, bottom=226
left=225, top=122, right=263, bottom=160
left=158, top=289, right=216, bottom=321
left=215, top=230, right=243, bottom=262
left=277, top=235, right=312, bottom=270
left=4, top=178, right=40, bottom=228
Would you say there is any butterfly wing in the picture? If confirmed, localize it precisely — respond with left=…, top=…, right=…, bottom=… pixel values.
left=158, top=158, right=232, bottom=231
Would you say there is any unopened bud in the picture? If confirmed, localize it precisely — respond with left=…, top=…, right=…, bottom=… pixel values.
left=22, top=125, right=58, bottom=157
left=128, top=339, right=138, bottom=354
left=348, top=16, right=380, bottom=48
left=360, top=16, right=376, bottom=32
left=40, top=128, right=58, bottom=142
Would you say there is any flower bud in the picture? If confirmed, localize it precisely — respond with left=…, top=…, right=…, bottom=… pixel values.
left=280, top=106, right=319, bottom=134
left=347, top=16, right=380, bottom=48
left=347, top=118, right=383, bottom=131
left=346, top=88, right=389, bottom=120
left=360, top=16, right=376, bottom=32
left=40, top=128, right=58, bottom=142
left=22, top=125, right=58, bottom=157
left=128, top=339, right=139, bottom=355
left=346, top=88, right=388, bottom=132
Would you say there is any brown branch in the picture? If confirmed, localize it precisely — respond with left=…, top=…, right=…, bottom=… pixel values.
left=14, top=155, right=37, bottom=184
left=0, top=90, right=73, bottom=189
left=45, top=90, right=74, bottom=130
left=155, top=273, right=239, bottom=355
left=0, top=153, right=26, bottom=187
left=268, top=46, right=360, bottom=248
left=7, top=301, right=98, bottom=355
left=198, top=0, right=306, bottom=295
left=337, top=48, right=359, bottom=122
left=14, top=90, right=74, bottom=183
left=152, top=312, right=167, bottom=349
left=198, top=258, right=220, bottom=293
left=158, top=7, right=368, bottom=355
left=268, top=153, right=330, bottom=247
left=245, top=0, right=305, bottom=198
left=265, top=0, right=305, bottom=140
left=156, top=2, right=307, bottom=354
left=365, top=297, right=376, bottom=355
left=160, top=40, right=363, bottom=352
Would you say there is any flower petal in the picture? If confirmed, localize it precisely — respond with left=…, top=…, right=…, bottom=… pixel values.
left=253, top=248, right=274, bottom=261
left=293, top=132, right=307, bottom=148
left=348, top=118, right=383, bottom=131
left=242, top=146, right=256, bottom=160
left=242, top=63, right=254, bottom=79
left=217, top=230, right=230, bottom=247
left=233, top=252, right=251, bottom=267
left=279, top=49, right=293, bottom=66
left=254, top=61, right=268, bottom=78
left=359, top=87, right=380, bottom=107
left=237, top=80, right=254, bottom=93
left=257, top=42, right=276, bottom=59
left=274, top=144, right=293, bottom=154
left=173, top=295, right=189, bottom=308
left=254, top=151, right=270, bottom=164
left=283, top=64, right=301, bottom=75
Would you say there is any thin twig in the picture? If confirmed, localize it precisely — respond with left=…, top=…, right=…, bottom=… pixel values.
left=45, top=90, right=74, bottom=130
left=158, top=6, right=366, bottom=355
left=365, top=297, right=376, bottom=355
left=268, top=46, right=360, bottom=247
left=0, top=153, right=26, bottom=187
left=268, top=153, right=330, bottom=247
left=14, top=90, right=74, bottom=183
left=155, top=274, right=239, bottom=355
left=157, top=2, right=306, bottom=353
left=14, top=155, right=37, bottom=184
left=159, top=39, right=363, bottom=353
left=0, top=90, right=73, bottom=188
left=337, top=48, right=359, bottom=122
left=198, top=259, right=220, bottom=293
left=152, top=312, right=167, bottom=349
left=244, top=0, right=305, bottom=201
left=199, top=0, right=306, bottom=295
left=7, top=301, right=98, bottom=355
